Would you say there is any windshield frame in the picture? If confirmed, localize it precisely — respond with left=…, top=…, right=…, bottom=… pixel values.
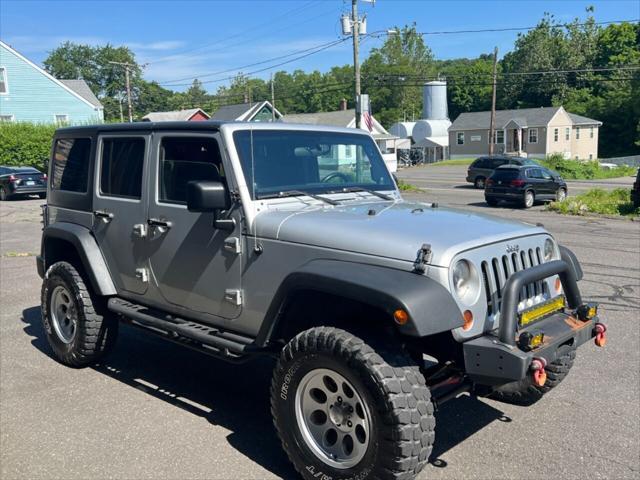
left=231, top=128, right=396, bottom=200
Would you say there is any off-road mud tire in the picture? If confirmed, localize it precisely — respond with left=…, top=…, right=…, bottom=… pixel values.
left=41, top=261, right=118, bottom=367
left=271, top=326, right=435, bottom=480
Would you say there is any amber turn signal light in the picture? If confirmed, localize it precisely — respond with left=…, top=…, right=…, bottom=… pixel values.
left=462, top=310, right=473, bottom=331
left=393, top=309, right=409, bottom=325
left=554, top=277, right=562, bottom=293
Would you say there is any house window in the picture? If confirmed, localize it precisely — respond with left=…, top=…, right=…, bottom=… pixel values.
left=488, top=130, right=504, bottom=144
left=0, top=114, right=14, bottom=123
left=565, top=127, right=570, bottom=141
left=553, top=128, right=559, bottom=142
left=456, top=132, right=464, bottom=145
left=0, top=67, right=7, bottom=94
left=54, top=114, right=69, bottom=125
left=589, top=154, right=593, bottom=160
left=528, top=128, right=538, bottom=144
left=576, top=127, right=580, bottom=140
left=590, top=127, right=594, bottom=138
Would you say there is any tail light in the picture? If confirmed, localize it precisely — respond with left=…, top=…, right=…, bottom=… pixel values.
left=510, top=179, right=525, bottom=187
left=43, top=173, right=48, bottom=180
left=8, top=175, right=17, bottom=182
left=486, top=178, right=495, bottom=187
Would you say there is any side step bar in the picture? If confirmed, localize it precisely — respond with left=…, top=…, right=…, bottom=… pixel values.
left=108, top=298, right=266, bottom=362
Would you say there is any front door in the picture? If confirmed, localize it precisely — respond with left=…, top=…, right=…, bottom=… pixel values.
left=146, top=132, right=242, bottom=320
left=92, top=134, right=150, bottom=295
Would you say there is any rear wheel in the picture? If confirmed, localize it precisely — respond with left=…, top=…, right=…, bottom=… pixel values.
left=474, top=176, right=486, bottom=189
left=522, top=190, right=535, bottom=208
left=38, top=192, right=47, bottom=199
left=485, top=197, right=498, bottom=207
left=271, top=327, right=435, bottom=480
left=41, top=261, right=118, bottom=367
left=491, top=348, right=576, bottom=405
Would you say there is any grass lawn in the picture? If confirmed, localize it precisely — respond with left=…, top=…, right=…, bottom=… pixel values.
left=547, top=188, right=638, bottom=217
left=428, top=158, right=475, bottom=166
left=396, top=179, right=422, bottom=192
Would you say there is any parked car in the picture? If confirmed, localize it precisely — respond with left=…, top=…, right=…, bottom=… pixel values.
left=0, top=166, right=47, bottom=200
left=632, top=168, right=640, bottom=209
left=485, top=164, right=567, bottom=208
left=38, top=122, right=605, bottom=480
left=467, top=155, right=539, bottom=188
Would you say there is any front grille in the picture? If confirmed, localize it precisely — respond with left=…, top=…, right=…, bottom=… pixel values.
left=480, top=247, right=549, bottom=317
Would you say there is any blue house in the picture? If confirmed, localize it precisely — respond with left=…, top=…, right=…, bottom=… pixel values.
left=0, top=40, right=103, bottom=124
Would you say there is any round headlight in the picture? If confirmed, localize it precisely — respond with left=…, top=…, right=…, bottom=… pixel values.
left=544, top=238, right=556, bottom=261
left=452, top=259, right=481, bottom=305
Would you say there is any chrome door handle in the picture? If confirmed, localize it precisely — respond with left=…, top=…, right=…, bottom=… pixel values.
left=147, top=218, right=172, bottom=233
left=93, top=210, right=114, bottom=223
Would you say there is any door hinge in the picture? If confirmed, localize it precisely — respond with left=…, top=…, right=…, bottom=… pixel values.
left=135, top=268, right=149, bottom=283
left=224, top=289, right=242, bottom=306
left=224, top=237, right=242, bottom=254
left=133, top=223, right=148, bottom=238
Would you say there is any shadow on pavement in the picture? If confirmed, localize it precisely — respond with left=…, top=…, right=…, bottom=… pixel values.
left=21, top=305, right=506, bottom=476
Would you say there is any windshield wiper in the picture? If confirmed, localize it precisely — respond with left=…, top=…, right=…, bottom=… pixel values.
left=331, top=186, right=393, bottom=201
left=259, top=190, right=339, bottom=206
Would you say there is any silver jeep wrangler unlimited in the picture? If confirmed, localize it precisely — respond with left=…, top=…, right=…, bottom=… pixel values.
left=38, top=122, right=606, bottom=480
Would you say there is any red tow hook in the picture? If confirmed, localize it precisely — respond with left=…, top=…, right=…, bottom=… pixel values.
left=594, top=323, right=607, bottom=347
left=530, top=357, right=548, bottom=387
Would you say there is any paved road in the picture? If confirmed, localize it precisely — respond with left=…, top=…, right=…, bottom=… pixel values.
left=1, top=194, right=639, bottom=480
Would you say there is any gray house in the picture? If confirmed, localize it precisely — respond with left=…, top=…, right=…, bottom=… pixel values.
left=448, top=106, right=602, bottom=160
left=210, top=100, right=282, bottom=122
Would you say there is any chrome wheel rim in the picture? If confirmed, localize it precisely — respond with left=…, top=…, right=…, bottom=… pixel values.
left=294, top=368, right=371, bottom=469
left=557, top=189, right=566, bottom=202
left=50, top=285, right=77, bottom=344
left=476, top=178, right=485, bottom=188
left=525, top=192, right=534, bottom=207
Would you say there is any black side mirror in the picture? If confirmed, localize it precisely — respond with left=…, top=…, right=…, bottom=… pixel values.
left=187, top=180, right=230, bottom=212
left=186, top=181, right=235, bottom=230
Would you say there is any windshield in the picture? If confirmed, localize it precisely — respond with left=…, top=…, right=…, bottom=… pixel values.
left=233, top=130, right=395, bottom=199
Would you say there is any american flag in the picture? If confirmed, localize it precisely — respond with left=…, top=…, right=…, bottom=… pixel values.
left=362, top=110, right=373, bottom=132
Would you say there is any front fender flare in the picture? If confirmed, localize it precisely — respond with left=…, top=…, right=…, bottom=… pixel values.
left=256, top=260, right=463, bottom=346
left=42, top=222, right=117, bottom=296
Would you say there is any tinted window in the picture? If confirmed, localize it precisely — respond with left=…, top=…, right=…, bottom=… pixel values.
left=490, top=158, right=508, bottom=168
left=52, top=138, right=91, bottom=192
left=233, top=130, right=394, bottom=199
left=527, top=168, right=543, bottom=179
left=100, top=137, right=145, bottom=199
left=473, top=158, right=489, bottom=168
left=491, top=169, right=520, bottom=181
left=159, top=137, right=223, bottom=204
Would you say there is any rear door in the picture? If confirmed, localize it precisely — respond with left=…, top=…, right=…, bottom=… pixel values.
left=539, top=168, right=557, bottom=197
left=92, top=134, right=150, bottom=295
left=525, top=168, right=545, bottom=196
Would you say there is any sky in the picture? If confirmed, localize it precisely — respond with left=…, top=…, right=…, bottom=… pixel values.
left=1, top=0, right=638, bottom=93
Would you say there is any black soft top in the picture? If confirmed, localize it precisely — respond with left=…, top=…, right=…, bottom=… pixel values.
left=54, top=121, right=227, bottom=136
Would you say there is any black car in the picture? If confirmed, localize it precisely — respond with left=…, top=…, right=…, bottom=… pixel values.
left=467, top=155, right=539, bottom=189
left=631, top=168, right=639, bottom=209
left=485, top=165, right=567, bottom=208
left=0, top=166, right=47, bottom=200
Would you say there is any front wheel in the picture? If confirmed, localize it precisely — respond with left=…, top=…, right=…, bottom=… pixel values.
left=0, top=186, right=9, bottom=201
left=556, top=188, right=567, bottom=202
left=271, top=327, right=435, bottom=480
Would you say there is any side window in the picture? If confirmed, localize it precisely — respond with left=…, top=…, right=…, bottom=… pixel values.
left=159, top=137, right=223, bottom=204
left=100, top=137, right=146, bottom=199
left=491, top=158, right=507, bottom=168
left=52, top=138, right=91, bottom=193
left=540, top=169, right=552, bottom=180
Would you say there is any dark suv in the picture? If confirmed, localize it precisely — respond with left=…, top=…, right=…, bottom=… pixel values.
left=485, top=165, right=567, bottom=208
left=467, top=155, right=539, bottom=189
left=632, top=168, right=639, bottom=209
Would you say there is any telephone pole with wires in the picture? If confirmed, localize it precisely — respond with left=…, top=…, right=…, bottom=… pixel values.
left=109, top=61, right=135, bottom=122
left=488, top=46, right=498, bottom=156
left=270, top=72, right=276, bottom=122
left=342, top=0, right=370, bottom=128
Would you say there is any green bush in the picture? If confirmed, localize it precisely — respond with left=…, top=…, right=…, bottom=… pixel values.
left=0, top=123, right=56, bottom=171
left=541, top=153, right=636, bottom=180
left=547, top=188, right=638, bottom=217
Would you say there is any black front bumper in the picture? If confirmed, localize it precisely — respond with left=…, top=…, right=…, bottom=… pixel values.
left=462, top=256, right=603, bottom=386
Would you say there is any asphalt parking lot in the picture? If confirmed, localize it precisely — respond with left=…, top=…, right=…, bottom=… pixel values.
left=1, top=167, right=639, bottom=479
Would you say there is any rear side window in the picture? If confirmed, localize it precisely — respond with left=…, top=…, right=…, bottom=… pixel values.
left=52, top=138, right=91, bottom=192
left=473, top=158, right=489, bottom=168
left=100, top=137, right=145, bottom=199
left=490, top=158, right=508, bottom=168
left=491, top=169, right=520, bottom=181
left=159, top=137, right=223, bottom=204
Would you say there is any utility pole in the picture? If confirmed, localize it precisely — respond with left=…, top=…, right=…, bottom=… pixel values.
left=488, top=46, right=498, bottom=155
left=109, top=61, right=134, bottom=122
left=352, top=0, right=361, bottom=128
left=270, top=72, right=275, bottom=122
left=118, top=94, right=124, bottom=123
